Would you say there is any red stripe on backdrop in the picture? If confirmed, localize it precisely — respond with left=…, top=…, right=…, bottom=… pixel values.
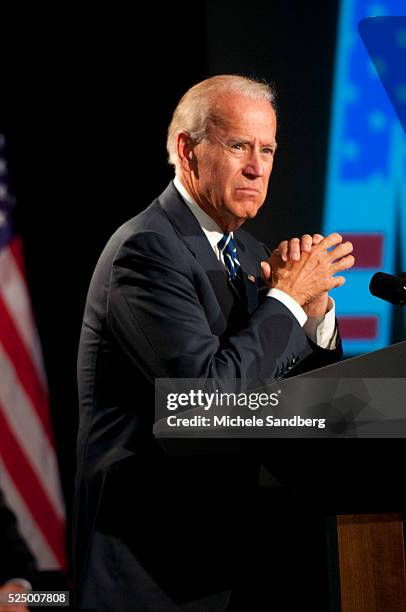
left=0, top=403, right=66, bottom=569
left=0, top=293, right=53, bottom=443
left=337, top=316, right=378, bottom=339
left=341, top=233, right=383, bottom=269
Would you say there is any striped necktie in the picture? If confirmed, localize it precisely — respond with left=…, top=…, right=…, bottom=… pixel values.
left=218, top=233, right=242, bottom=281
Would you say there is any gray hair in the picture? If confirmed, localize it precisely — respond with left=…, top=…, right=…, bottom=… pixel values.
left=166, top=74, right=277, bottom=173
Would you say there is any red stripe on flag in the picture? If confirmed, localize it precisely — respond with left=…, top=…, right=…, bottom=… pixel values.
left=338, top=316, right=378, bottom=339
left=9, top=236, right=26, bottom=278
left=0, top=294, right=53, bottom=443
left=0, top=403, right=66, bottom=568
left=341, top=233, right=383, bottom=269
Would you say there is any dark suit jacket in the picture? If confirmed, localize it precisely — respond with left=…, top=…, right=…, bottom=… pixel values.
left=74, top=182, right=342, bottom=611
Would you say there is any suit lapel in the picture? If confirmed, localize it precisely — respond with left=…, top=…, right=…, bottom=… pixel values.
left=159, top=183, right=234, bottom=321
left=159, top=182, right=259, bottom=316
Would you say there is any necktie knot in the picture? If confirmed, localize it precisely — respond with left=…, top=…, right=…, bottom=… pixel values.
left=218, top=233, right=241, bottom=281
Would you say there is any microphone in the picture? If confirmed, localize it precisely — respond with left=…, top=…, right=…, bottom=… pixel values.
left=369, top=272, right=406, bottom=306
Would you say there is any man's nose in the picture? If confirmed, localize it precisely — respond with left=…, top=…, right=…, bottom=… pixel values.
left=243, top=150, right=264, bottom=177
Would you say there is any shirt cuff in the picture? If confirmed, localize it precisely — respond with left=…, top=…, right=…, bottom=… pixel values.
left=303, top=297, right=338, bottom=349
left=267, top=288, right=307, bottom=327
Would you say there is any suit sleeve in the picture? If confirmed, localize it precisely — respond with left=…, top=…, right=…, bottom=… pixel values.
left=106, top=231, right=327, bottom=383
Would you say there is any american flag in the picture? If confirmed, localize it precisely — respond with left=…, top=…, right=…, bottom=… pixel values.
left=0, top=134, right=66, bottom=570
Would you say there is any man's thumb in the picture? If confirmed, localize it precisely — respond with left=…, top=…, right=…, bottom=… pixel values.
left=261, top=261, right=271, bottom=280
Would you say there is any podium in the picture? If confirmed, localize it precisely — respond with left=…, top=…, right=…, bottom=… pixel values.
left=154, top=340, right=406, bottom=609
left=297, top=340, right=406, bottom=611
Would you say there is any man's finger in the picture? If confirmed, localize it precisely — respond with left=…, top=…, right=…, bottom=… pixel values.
left=312, top=233, right=324, bottom=245
left=317, top=232, right=343, bottom=251
left=277, top=240, right=289, bottom=262
left=328, top=241, right=353, bottom=262
left=300, top=234, right=312, bottom=252
left=288, top=237, right=300, bottom=261
left=332, top=254, right=355, bottom=273
left=330, top=275, right=346, bottom=289
left=261, top=261, right=272, bottom=280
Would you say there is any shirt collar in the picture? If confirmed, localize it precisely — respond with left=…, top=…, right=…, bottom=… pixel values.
left=173, top=175, right=229, bottom=251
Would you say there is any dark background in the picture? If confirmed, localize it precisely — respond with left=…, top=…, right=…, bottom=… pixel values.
left=5, top=2, right=386, bottom=599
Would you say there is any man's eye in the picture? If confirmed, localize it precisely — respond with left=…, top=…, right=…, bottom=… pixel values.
left=262, top=148, right=275, bottom=156
left=232, top=143, right=245, bottom=150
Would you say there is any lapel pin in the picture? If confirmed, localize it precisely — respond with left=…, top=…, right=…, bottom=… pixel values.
left=247, top=274, right=256, bottom=283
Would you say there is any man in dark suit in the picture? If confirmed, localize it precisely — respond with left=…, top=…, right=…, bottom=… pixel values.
left=74, top=75, right=354, bottom=611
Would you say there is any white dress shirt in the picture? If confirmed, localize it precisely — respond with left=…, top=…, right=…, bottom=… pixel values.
left=173, top=176, right=337, bottom=349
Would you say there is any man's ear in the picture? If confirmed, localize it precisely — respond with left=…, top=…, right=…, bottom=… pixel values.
left=177, top=132, right=195, bottom=172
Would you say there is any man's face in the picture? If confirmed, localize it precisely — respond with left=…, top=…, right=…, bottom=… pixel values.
left=187, top=93, right=277, bottom=231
